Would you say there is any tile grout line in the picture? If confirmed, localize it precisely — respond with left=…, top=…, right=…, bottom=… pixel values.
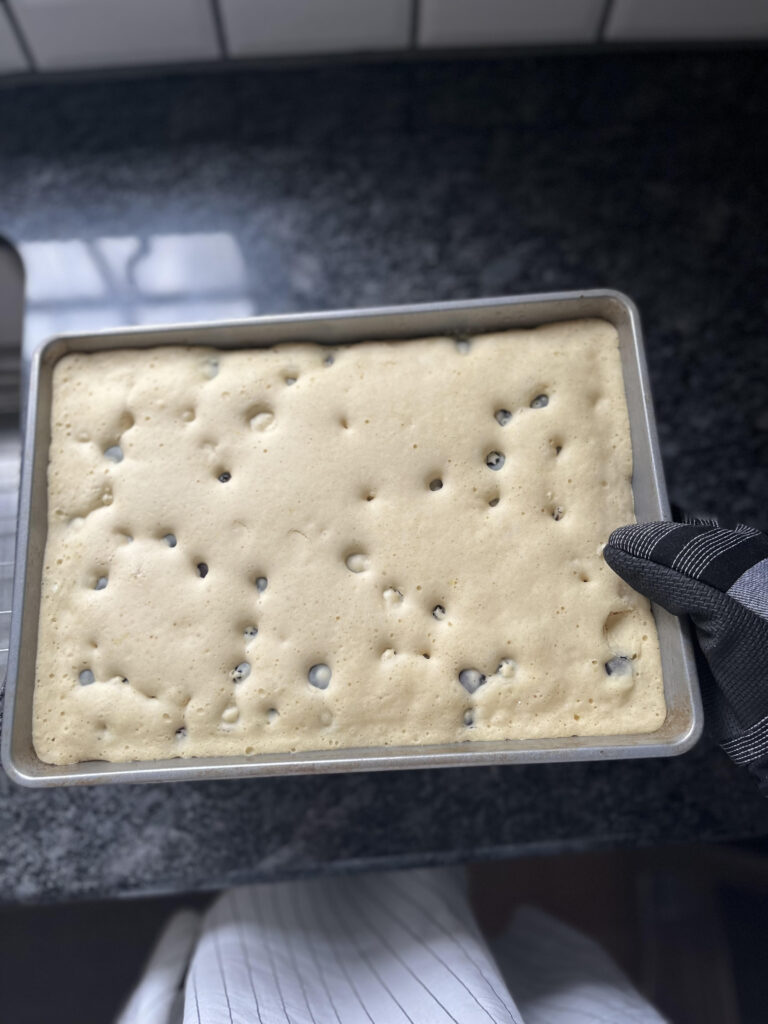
left=209, top=0, right=230, bottom=60
left=597, top=0, right=615, bottom=42
left=1, top=0, right=37, bottom=72
left=409, top=0, right=421, bottom=50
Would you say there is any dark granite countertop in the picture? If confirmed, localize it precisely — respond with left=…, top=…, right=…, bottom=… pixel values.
left=0, top=50, right=767, bottom=904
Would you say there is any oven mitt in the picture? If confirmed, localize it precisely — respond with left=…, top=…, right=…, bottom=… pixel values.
left=604, top=519, right=768, bottom=791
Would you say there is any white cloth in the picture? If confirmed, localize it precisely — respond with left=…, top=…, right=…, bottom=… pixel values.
left=116, top=868, right=665, bottom=1024
left=116, top=908, right=200, bottom=1024
left=492, top=906, right=667, bottom=1024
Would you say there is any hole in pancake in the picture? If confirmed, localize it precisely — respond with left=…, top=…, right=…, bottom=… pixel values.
left=432, top=604, right=446, bottom=620
left=181, top=408, right=196, bottom=422
left=248, top=406, right=275, bottom=431
left=94, top=576, right=107, bottom=590
left=284, top=375, right=298, bottom=386
left=218, top=470, right=232, bottom=483
left=104, top=445, right=123, bottom=463
left=383, top=587, right=404, bottom=605
left=605, top=656, right=632, bottom=677
left=267, top=708, right=279, bottom=724
left=458, top=668, right=486, bottom=693
left=79, top=669, right=95, bottom=685
left=530, top=394, right=549, bottom=408
left=255, top=575, right=268, bottom=592
left=463, top=709, right=474, bottom=727
left=552, top=506, right=564, bottom=521
left=231, top=661, right=251, bottom=682
left=323, top=353, right=335, bottom=366
left=488, top=496, right=500, bottom=507
left=164, top=533, right=177, bottom=547
left=345, top=553, right=369, bottom=573
left=197, top=562, right=209, bottom=578
left=429, top=478, right=443, bottom=491
left=495, top=409, right=512, bottom=426
left=485, top=451, right=505, bottom=471
left=243, top=625, right=258, bottom=640
left=604, top=609, right=632, bottom=648
left=496, top=658, right=516, bottom=678
left=175, top=727, right=187, bottom=739
left=308, top=663, right=332, bottom=689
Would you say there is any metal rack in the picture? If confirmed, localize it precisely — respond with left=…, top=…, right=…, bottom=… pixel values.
left=0, top=435, right=18, bottom=672
left=0, top=239, right=23, bottom=682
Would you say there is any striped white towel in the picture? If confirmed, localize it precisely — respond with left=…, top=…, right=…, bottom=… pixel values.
left=185, top=868, right=522, bottom=1024
left=117, top=868, right=663, bottom=1024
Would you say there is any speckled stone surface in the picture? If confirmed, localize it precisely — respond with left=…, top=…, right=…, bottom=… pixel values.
left=0, top=51, right=767, bottom=903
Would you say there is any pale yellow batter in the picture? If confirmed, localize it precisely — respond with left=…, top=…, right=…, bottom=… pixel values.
left=33, top=319, right=666, bottom=764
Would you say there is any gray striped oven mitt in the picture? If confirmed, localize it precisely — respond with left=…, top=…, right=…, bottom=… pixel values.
left=604, top=519, right=768, bottom=790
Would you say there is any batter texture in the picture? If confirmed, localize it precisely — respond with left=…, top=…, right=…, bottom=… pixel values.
left=34, top=319, right=666, bottom=764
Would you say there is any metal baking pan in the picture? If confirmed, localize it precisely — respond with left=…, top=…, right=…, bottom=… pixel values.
left=1, top=290, right=703, bottom=786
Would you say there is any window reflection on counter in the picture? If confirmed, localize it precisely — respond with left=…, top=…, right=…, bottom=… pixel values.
left=20, top=231, right=255, bottom=354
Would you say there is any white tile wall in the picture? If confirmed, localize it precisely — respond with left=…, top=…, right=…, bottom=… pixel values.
left=418, top=0, right=606, bottom=48
left=220, top=0, right=412, bottom=57
left=2, top=0, right=766, bottom=76
left=605, top=0, right=768, bottom=41
left=0, top=5, right=27, bottom=72
left=8, top=0, right=220, bottom=70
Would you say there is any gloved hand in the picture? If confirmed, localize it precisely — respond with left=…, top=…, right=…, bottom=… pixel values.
left=604, top=518, right=768, bottom=791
